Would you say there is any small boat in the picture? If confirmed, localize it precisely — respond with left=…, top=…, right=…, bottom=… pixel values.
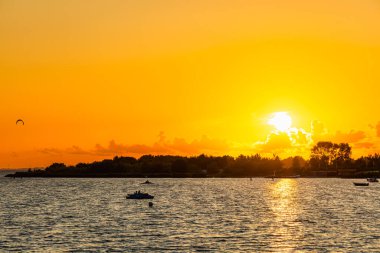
left=126, top=191, right=154, bottom=199
left=353, top=182, right=369, bottom=186
left=367, top=178, right=379, bottom=183
left=141, top=180, right=154, bottom=184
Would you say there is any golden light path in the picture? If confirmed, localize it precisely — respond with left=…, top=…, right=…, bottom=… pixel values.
left=269, top=179, right=303, bottom=251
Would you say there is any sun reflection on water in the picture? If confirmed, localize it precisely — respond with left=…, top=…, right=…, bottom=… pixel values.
left=271, top=179, right=298, bottom=212
left=268, top=179, right=304, bottom=252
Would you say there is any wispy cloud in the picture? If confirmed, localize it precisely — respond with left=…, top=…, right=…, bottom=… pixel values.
left=93, top=135, right=230, bottom=156
left=330, top=130, right=366, bottom=143
left=376, top=122, right=380, bottom=137
left=39, top=146, right=91, bottom=156
left=37, top=133, right=231, bottom=159
left=34, top=119, right=380, bottom=163
left=354, top=142, right=374, bottom=149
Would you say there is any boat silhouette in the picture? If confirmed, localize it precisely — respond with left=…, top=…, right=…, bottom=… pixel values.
left=353, top=182, right=369, bottom=186
left=126, top=191, right=154, bottom=199
left=141, top=180, right=154, bottom=184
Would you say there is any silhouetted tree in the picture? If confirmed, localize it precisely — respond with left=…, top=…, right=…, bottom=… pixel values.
left=171, top=158, right=188, bottom=175
left=8, top=144, right=374, bottom=179
left=291, top=156, right=305, bottom=174
left=46, top=163, right=66, bottom=172
left=310, top=142, right=351, bottom=171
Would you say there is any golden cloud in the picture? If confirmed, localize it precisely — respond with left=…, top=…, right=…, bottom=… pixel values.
left=330, top=130, right=366, bottom=143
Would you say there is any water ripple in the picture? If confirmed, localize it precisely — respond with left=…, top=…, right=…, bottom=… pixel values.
left=1, top=177, right=380, bottom=252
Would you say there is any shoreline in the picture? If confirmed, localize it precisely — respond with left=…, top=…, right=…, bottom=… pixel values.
left=4, top=173, right=373, bottom=179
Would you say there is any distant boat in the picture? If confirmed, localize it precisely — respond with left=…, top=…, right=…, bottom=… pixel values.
left=353, top=182, right=369, bottom=186
left=141, top=180, right=154, bottom=184
left=367, top=178, right=379, bottom=183
left=126, top=192, right=154, bottom=199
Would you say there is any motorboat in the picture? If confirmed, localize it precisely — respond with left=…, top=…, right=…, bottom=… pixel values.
left=126, top=192, right=154, bottom=199
left=141, top=180, right=154, bottom=184
left=367, top=178, right=379, bottom=183
left=353, top=182, right=369, bottom=186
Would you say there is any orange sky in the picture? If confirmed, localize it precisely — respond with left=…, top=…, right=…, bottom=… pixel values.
left=1, top=0, right=380, bottom=168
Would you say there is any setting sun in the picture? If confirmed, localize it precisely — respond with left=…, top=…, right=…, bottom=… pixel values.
left=1, top=1, right=380, bottom=251
left=268, top=112, right=292, bottom=132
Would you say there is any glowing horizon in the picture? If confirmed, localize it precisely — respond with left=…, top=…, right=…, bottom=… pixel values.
left=1, top=0, right=380, bottom=168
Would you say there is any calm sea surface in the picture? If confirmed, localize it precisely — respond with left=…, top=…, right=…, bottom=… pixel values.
left=1, top=174, right=380, bottom=252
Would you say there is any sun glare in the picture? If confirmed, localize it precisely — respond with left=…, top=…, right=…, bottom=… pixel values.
left=268, top=112, right=292, bottom=132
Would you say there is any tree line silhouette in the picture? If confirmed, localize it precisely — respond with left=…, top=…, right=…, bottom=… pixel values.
left=5, top=142, right=380, bottom=178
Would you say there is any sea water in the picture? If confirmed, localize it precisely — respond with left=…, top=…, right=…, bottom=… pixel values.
left=1, top=176, right=379, bottom=252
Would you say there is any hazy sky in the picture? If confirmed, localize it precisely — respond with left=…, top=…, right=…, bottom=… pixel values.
left=1, top=0, right=380, bottom=167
